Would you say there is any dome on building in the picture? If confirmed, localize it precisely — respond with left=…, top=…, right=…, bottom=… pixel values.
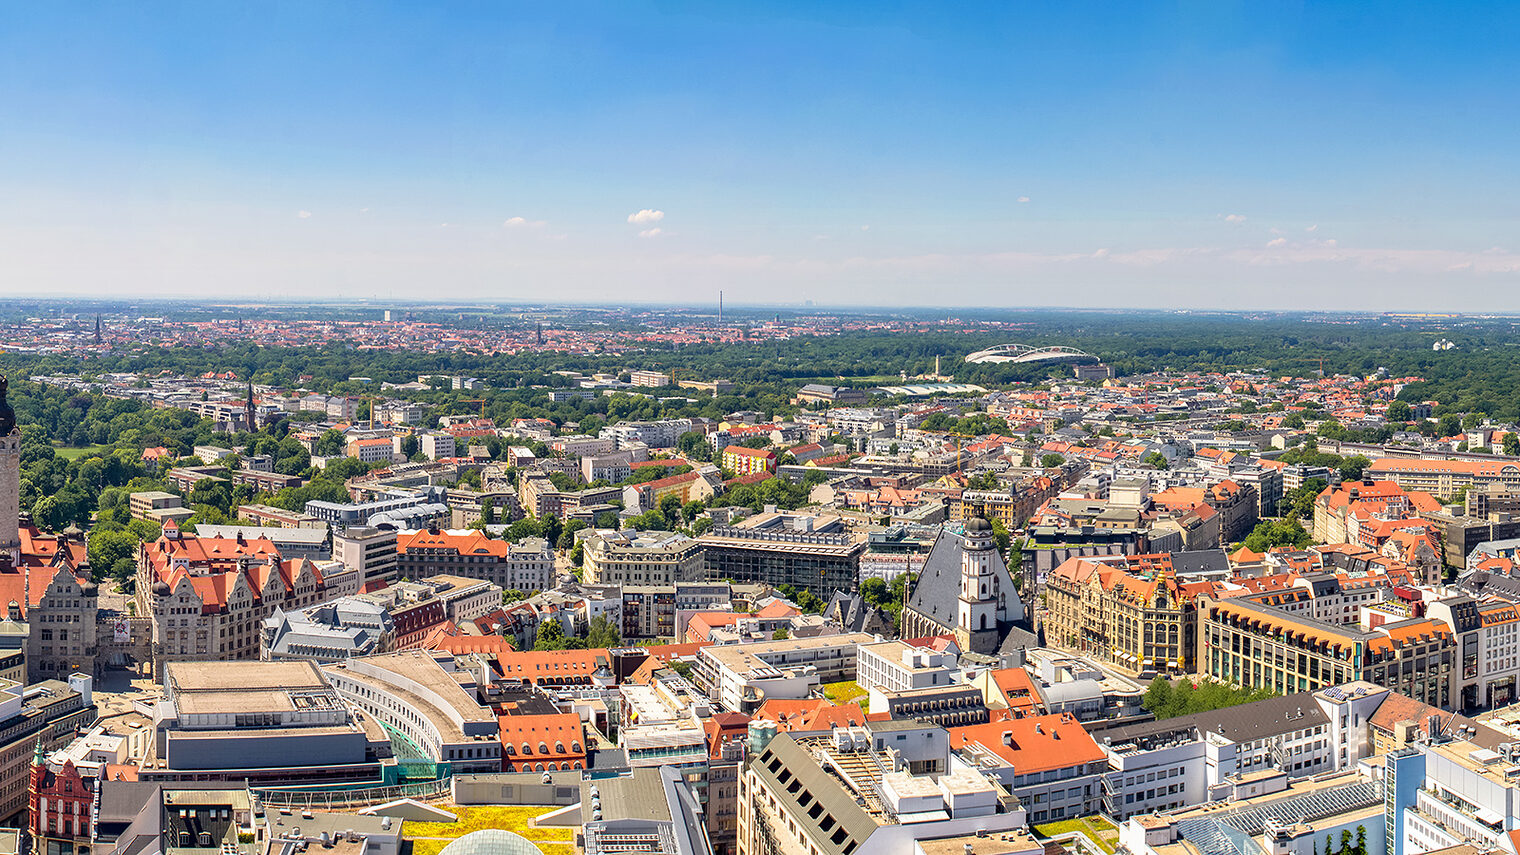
left=963, top=517, right=993, bottom=534
left=437, top=830, right=544, bottom=855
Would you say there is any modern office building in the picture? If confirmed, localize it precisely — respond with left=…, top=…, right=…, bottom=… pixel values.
left=1201, top=595, right=1454, bottom=707
left=738, top=725, right=1030, bottom=855
left=697, top=513, right=867, bottom=599
left=149, top=660, right=389, bottom=785
left=321, top=651, right=503, bottom=773
left=333, top=526, right=399, bottom=587
left=694, top=633, right=876, bottom=714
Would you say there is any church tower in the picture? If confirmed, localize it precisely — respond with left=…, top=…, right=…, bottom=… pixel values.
left=0, top=377, right=19, bottom=557
left=956, top=517, right=999, bottom=650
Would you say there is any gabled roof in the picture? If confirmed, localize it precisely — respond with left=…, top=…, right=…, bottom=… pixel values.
left=948, top=713, right=1103, bottom=774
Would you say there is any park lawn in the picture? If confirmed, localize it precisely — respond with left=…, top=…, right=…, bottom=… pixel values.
left=821, top=680, right=866, bottom=703
left=54, top=444, right=110, bottom=460
left=1034, top=816, right=1119, bottom=855
left=402, top=805, right=573, bottom=843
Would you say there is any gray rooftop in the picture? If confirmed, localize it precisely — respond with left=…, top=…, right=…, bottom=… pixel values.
left=1103, top=691, right=1330, bottom=747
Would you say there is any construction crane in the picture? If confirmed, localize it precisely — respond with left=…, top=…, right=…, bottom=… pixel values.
left=949, top=431, right=981, bottom=477
left=459, top=399, right=487, bottom=418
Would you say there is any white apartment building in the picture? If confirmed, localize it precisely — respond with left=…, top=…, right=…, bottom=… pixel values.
left=333, top=526, right=399, bottom=587
left=855, top=639, right=959, bottom=695
left=628, top=370, right=671, bottom=388
left=696, top=632, right=876, bottom=714
left=420, top=432, right=456, bottom=460
left=581, top=453, right=632, bottom=485
left=601, top=419, right=692, bottom=449
left=1097, top=692, right=1337, bottom=820
left=553, top=435, right=616, bottom=457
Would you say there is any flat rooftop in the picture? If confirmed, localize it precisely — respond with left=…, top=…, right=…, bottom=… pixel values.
left=700, top=632, right=877, bottom=676
left=918, top=830, right=1042, bottom=855
left=324, top=652, right=496, bottom=739
left=167, top=661, right=336, bottom=716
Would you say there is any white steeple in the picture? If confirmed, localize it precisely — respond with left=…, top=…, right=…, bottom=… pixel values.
left=957, top=518, right=998, bottom=634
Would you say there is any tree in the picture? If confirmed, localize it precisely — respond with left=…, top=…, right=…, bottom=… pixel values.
left=190, top=479, right=232, bottom=514
left=1386, top=400, right=1411, bottom=422
left=587, top=614, right=622, bottom=648
left=88, top=529, right=140, bottom=582
left=794, top=588, right=825, bottom=614
left=658, top=493, right=684, bottom=528
left=965, top=471, right=997, bottom=490
left=1506, top=432, right=1520, bottom=457
left=31, top=496, right=64, bottom=530
left=860, top=577, right=890, bottom=609
left=1241, top=518, right=1312, bottom=552
left=1338, top=455, right=1370, bottom=482
left=1144, top=676, right=1173, bottom=716
left=1287, top=478, right=1328, bottom=519
left=533, top=618, right=569, bottom=651
left=1039, top=453, right=1065, bottom=468
left=1141, top=451, right=1169, bottom=470
left=989, top=518, right=1013, bottom=559
left=315, top=429, right=346, bottom=457
left=772, top=627, right=789, bottom=640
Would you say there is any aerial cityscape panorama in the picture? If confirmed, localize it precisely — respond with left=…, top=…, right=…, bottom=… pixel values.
left=5, top=5, right=1520, bottom=855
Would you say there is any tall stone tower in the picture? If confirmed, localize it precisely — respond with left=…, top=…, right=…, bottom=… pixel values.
left=0, top=377, right=19, bottom=556
left=956, top=517, right=999, bottom=652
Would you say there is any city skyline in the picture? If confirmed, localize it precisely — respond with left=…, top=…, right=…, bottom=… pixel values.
left=4, top=3, right=1519, bottom=309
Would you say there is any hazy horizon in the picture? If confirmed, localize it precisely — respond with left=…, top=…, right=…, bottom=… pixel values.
left=5, top=3, right=1520, bottom=310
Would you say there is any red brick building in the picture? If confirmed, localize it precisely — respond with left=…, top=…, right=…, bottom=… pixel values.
left=28, top=747, right=94, bottom=854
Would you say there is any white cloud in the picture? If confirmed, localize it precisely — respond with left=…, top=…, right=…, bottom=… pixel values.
left=861, top=225, right=871, bottom=231
left=297, top=210, right=312, bottom=219
left=1306, top=224, right=1318, bottom=232
left=627, top=209, right=664, bottom=225
left=1017, top=196, right=1030, bottom=203
left=503, top=216, right=547, bottom=228
left=638, top=228, right=664, bottom=238
left=1222, top=213, right=1246, bottom=224
left=1267, top=237, right=1287, bottom=248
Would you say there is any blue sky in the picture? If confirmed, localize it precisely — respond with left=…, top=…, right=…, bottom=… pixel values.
left=3, top=2, right=1519, bottom=309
